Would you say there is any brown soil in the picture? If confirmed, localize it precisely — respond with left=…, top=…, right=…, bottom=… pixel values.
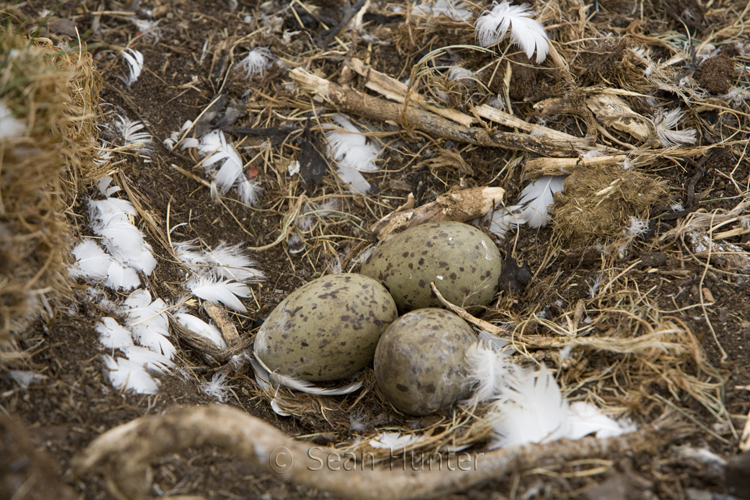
left=3, top=1, right=750, bottom=499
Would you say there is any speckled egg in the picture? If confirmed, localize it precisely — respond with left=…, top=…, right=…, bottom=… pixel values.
left=360, top=222, right=502, bottom=312
left=254, top=273, right=398, bottom=382
left=374, top=308, right=477, bottom=416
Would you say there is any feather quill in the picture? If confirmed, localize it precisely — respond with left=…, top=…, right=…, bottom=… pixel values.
left=475, top=1, right=549, bottom=63
left=326, top=115, right=381, bottom=194
left=187, top=276, right=250, bottom=313
left=249, top=353, right=363, bottom=396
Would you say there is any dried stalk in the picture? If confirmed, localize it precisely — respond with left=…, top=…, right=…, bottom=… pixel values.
left=371, top=187, right=505, bottom=240
left=290, top=68, right=592, bottom=157
left=73, top=405, right=661, bottom=500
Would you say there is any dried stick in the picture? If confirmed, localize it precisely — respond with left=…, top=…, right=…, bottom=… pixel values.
left=290, top=68, right=591, bottom=157
left=371, top=187, right=505, bottom=240
left=73, top=405, right=661, bottom=500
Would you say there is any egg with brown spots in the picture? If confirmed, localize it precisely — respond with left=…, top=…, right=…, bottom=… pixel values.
left=360, top=222, right=502, bottom=313
left=253, top=273, right=398, bottom=382
left=374, top=308, right=476, bottom=416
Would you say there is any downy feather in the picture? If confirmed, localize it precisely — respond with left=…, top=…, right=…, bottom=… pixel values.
left=96, top=317, right=134, bottom=349
left=173, top=313, right=227, bottom=350
left=102, top=355, right=159, bottom=394
left=475, top=1, right=549, bottom=63
left=236, top=48, right=273, bottom=80
left=326, top=115, right=381, bottom=194
left=249, top=353, right=363, bottom=396
left=463, top=341, right=512, bottom=403
left=187, top=276, right=250, bottom=313
left=200, top=371, right=235, bottom=402
left=515, top=175, right=566, bottom=228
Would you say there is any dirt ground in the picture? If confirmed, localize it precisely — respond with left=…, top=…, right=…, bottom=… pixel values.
left=2, top=0, right=750, bottom=499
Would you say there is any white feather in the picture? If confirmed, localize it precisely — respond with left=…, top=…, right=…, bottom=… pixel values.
left=413, top=0, right=472, bottom=21
left=464, top=341, right=512, bottom=403
left=369, top=432, right=418, bottom=450
left=114, top=115, right=153, bottom=154
left=653, top=108, right=697, bottom=147
left=236, top=48, right=273, bottom=80
left=566, top=401, right=636, bottom=439
left=8, top=370, right=47, bottom=389
left=97, top=176, right=121, bottom=197
left=70, top=239, right=114, bottom=280
left=123, top=346, right=175, bottom=373
left=489, top=364, right=569, bottom=449
left=204, top=242, right=265, bottom=283
left=475, top=1, right=549, bottom=64
left=249, top=354, right=363, bottom=396
left=105, top=261, right=141, bottom=290
left=326, top=115, right=381, bottom=194
left=96, top=317, right=134, bottom=349
left=199, top=130, right=244, bottom=194
left=515, top=175, right=566, bottom=228
left=237, top=176, right=263, bottom=206
left=120, top=48, right=144, bottom=86
left=0, top=101, right=24, bottom=139
left=200, top=372, right=235, bottom=402
left=123, top=289, right=176, bottom=359
left=102, top=355, right=159, bottom=394
left=187, top=276, right=250, bottom=313
left=173, top=313, right=227, bottom=350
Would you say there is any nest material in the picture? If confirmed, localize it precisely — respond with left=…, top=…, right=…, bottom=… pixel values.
left=0, top=29, right=101, bottom=340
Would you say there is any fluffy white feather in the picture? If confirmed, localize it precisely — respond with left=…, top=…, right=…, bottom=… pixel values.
left=236, top=47, right=273, bottom=80
left=464, top=341, right=512, bottom=403
left=652, top=108, right=697, bottom=147
left=199, top=130, right=244, bottom=194
left=249, top=353, right=363, bottom=396
left=516, top=175, right=566, bottom=228
left=326, top=115, right=381, bottom=194
left=475, top=1, right=549, bottom=63
left=237, top=176, right=264, bottom=206
left=200, top=371, right=235, bottom=402
left=120, top=48, right=144, bottom=86
left=123, top=289, right=176, bottom=359
left=369, top=432, right=418, bottom=450
left=173, top=313, right=227, bottom=350
left=187, top=276, right=250, bottom=313
left=102, top=355, right=159, bottom=394
left=0, top=102, right=24, bottom=139
left=96, top=317, right=134, bottom=349
left=176, top=241, right=265, bottom=283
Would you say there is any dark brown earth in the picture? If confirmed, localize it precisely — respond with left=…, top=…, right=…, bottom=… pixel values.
left=2, top=0, right=750, bottom=499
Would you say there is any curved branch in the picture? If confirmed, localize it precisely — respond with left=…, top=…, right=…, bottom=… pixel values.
left=73, top=405, right=662, bottom=500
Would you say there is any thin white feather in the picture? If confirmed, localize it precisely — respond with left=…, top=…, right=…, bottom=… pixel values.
left=96, top=317, right=134, bottom=349
left=237, top=176, right=263, bottom=206
left=102, top=355, right=159, bottom=394
left=198, top=130, right=244, bottom=194
left=174, top=313, right=227, bottom=350
left=114, top=115, right=153, bottom=154
left=653, top=108, right=697, bottom=147
left=369, top=432, right=418, bottom=450
left=187, top=276, right=250, bottom=313
left=120, top=48, right=144, bottom=86
left=326, top=115, right=381, bottom=194
left=200, top=371, right=235, bottom=402
left=97, top=176, right=121, bottom=197
left=123, top=346, right=175, bottom=373
left=249, top=353, right=363, bottom=396
left=515, top=176, right=566, bottom=228
left=123, top=289, right=176, bottom=359
left=475, top=1, right=549, bottom=63
left=567, top=401, right=636, bottom=439
left=203, top=241, right=265, bottom=283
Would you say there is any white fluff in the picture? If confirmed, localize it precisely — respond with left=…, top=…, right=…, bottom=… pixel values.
left=326, top=115, right=381, bottom=194
left=488, top=364, right=635, bottom=449
left=173, top=313, right=227, bottom=350
left=120, top=48, right=144, bottom=86
left=0, top=102, right=24, bottom=139
left=464, top=341, right=512, bottom=403
left=199, top=130, right=244, bottom=194
left=236, top=48, right=273, bottom=80
left=652, top=108, right=697, bottom=147
left=175, top=241, right=265, bottom=283
left=200, top=372, right=235, bottom=402
left=475, top=1, right=549, bottom=64
left=187, top=276, right=250, bottom=313
left=102, top=355, right=159, bottom=394
left=237, top=177, right=264, bottom=206
left=123, top=289, right=176, bottom=359
left=96, top=317, right=134, bottom=349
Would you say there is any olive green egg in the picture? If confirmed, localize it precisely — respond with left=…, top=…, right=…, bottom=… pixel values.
left=360, top=222, right=502, bottom=312
left=254, top=273, right=398, bottom=382
left=374, top=308, right=477, bottom=416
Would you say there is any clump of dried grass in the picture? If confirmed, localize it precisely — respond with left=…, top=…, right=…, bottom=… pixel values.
left=0, top=28, right=101, bottom=341
left=552, top=164, right=668, bottom=245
